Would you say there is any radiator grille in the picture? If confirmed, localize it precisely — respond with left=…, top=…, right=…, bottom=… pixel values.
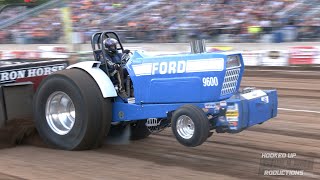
left=221, top=68, right=240, bottom=96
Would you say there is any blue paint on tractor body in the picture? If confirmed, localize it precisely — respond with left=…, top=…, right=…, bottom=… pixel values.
left=111, top=50, right=277, bottom=133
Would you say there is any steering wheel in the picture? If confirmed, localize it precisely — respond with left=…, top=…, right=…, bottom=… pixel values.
left=120, top=49, right=131, bottom=67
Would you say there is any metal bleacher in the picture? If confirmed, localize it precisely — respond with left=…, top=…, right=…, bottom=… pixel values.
left=0, top=0, right=64, bottom=30
left=102, top=0, right=163, bottom=24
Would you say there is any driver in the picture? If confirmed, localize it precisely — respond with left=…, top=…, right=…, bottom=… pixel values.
left=103, top=38, right=128, bottom=98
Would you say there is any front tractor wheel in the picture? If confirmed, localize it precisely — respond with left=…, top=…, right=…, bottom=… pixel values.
left=171, top=105, right=210, bottom=147
left=34, top=69, right=112, bottom=150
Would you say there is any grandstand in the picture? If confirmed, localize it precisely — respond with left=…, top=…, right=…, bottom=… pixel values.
left=0, top=0, right=319, bottom=44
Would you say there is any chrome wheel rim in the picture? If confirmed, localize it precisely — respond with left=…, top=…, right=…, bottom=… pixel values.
left=176, top=115, right=194, bottom=139
left=45, top=91, right=75, bottom=135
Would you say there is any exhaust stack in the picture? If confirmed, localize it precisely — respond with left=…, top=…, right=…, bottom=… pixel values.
left=190, top=39, right=206, bottom=54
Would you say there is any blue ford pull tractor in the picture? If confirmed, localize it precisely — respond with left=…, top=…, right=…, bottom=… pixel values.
left=33, top=32, right=278, bottom=150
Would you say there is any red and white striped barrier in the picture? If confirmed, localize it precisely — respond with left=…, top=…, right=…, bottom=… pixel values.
left=0, top=50, right=41, bottom=60
left=289, top=46, right=318, bottom=65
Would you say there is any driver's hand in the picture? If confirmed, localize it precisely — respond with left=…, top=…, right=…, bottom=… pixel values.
left=123, top=49, right=130, bottom=54
left=121, top=53, right=130, bottom=63
left=114, top=64, right=121, bottom=70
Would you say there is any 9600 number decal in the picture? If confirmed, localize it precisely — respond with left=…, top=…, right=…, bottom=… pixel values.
left=202, top=77, right=218, bottom=87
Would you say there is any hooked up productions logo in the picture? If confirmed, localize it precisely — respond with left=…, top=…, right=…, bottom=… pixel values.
left=258, top=152, right=314, bottom=176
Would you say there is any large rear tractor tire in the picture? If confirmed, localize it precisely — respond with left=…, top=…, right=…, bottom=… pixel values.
left=33, top=69, right=112, bottom=150
left=171, top=104, right=210, bottom=147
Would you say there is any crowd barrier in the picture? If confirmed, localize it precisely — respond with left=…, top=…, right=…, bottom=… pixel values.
left=288, top=46, right=319, bottom=65
left=0, top=46, right=69, bottom=60
left=241, top=50, right=263, bottom=66
left=0, top=45, right=319, bottom=66
left=241, top=46, right=319, bottom=66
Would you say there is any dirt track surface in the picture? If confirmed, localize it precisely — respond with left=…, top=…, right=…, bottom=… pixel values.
left=0, top=69, right=319, bottom=180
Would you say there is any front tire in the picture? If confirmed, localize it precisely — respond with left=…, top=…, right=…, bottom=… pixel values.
left=34, top=69, right=112, bottom=150
left=171, top=104, right=210, bottom=147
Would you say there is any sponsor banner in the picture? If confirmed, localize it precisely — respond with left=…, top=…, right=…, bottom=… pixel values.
left=0, top=59, right=68, bottom=85
left=38, top=46, right=69, bottom=59
left=0, top=50, right=41, bottom=60
left=289, top=46, right=318, bottom=65
left=261, top=50, right=289, bottom=66
left=241, top=50, right=262, bottom=66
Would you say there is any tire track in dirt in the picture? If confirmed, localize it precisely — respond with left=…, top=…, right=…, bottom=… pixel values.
left=0, top=172, right=27, bottom=180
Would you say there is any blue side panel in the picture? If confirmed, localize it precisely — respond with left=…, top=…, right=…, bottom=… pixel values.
left=148, top=77, right=202, bottom=102
left=112, top=102, right=178, bottom=122
left=112, top=101, right=220, bottom=122
left=146, top=73, right=226, bottom=103
left=125, top=51, right=242, bottom=104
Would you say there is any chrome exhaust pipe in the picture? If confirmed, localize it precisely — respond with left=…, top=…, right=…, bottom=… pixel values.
left=190, top=39, right=206, bottom=54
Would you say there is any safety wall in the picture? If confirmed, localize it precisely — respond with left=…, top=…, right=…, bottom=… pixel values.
left=261, top=50, right=289, bottom=66
left=1, top=45, right=320, bottom=66
left=0, top=50, right=41, bottom=60
left=288, top=46, right=319, bottom=65
left=241, top=50, right=262, bottom=66
left=0, top=46, right=69, bottom=60
left=241, top=46, right=320, bottom=66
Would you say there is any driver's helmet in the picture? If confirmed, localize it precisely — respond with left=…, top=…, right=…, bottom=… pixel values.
left=103, top=38, right=118, bottom=54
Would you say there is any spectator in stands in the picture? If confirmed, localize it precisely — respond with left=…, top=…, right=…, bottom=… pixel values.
left=0, top=0, right=319, bottom=43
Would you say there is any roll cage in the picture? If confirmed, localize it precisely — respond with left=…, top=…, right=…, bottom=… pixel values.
left=91, top=31, right=124, bottom=62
